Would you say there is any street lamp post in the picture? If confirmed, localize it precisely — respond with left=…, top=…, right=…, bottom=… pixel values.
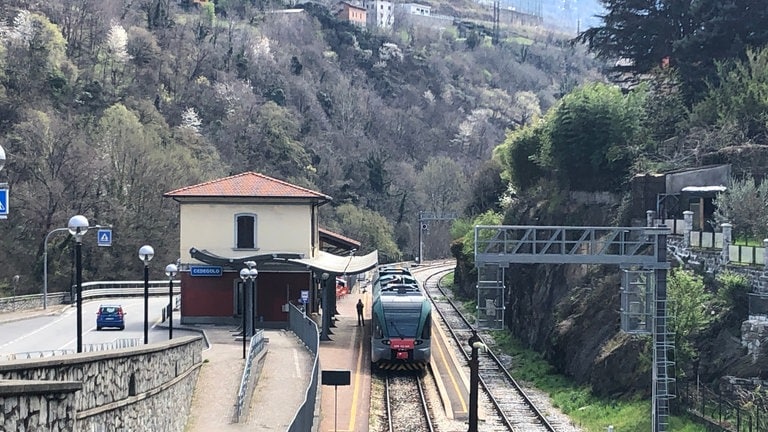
left=45, top=224, right=110, bottom=310
left=0, top=144, right=7, bottom=221
left=165, top=263, right=178, bottom=340
left=320, top=272, right=333, bottom=341
left=248, top=267, right=258, bottom=334
left=238, top=267, right=254, bottom=359
left=68, top=215, right=89, bottom=353
left=139, top=245, right=154, bottom=345
left=467, top=330, right=485, bottom=432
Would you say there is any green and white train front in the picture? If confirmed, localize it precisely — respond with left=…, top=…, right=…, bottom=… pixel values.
left=370, top=285, right=432, bottom=371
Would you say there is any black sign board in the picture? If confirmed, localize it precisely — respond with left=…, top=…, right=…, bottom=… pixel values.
left=321, top=370, right=351, bottom=386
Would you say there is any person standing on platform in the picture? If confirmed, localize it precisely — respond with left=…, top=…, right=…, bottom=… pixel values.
left=356, top=299, right=365, bottom=326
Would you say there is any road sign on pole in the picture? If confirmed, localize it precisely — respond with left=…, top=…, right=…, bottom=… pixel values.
left=97, top=229, right=112, bottom=247
left=0, top=185, right=8, bottom=219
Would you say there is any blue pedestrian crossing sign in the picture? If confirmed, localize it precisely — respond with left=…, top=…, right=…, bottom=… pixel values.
left=97, top=229, right=112, bottom=247
left=0, top=186, right=7, bottom=219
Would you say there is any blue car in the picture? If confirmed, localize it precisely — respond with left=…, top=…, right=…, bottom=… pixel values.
left=96, top=304, right=126, bottom=330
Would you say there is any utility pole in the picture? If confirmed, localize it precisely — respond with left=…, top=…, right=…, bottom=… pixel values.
left=418, top=211, right=457, bottom=263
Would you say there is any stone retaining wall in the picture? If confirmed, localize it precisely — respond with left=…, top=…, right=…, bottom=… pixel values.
left=0, top=293, right=66, bottom=313
left=0, top=335, right=203, bottom=431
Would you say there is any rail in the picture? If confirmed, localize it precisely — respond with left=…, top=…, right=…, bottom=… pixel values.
left=0, top=281, right=181, bottom=314
left=4, top=337, right=142, bottom=360
left=73, top=280, right=181, bottom=302
left=233, top=330, right=266, bottom=423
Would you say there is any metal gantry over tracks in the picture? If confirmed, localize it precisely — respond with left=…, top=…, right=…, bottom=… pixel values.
left=474, top=224, right=673, bottom=432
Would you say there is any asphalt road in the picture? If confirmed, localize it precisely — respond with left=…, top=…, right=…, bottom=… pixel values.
left=0, top=297, right=200, bottom=358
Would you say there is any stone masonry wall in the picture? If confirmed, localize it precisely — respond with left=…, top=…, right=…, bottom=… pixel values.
left=0, top=380, right=81, bottom=431
left=0, top=335, right=203, bottom=431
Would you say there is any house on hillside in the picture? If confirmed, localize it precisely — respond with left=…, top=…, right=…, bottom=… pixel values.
left=630, top=164, right=731, bottom=231
left=396, top=3, right=431, bottom=15
left=364, top=0, right=394, bottom=28
left=337, top=1, right=367, bottom=27
left=163, top=172, right=377, bottom=329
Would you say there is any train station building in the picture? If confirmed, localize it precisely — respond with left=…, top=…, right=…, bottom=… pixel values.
left=163, top=172, right=378, bottom=328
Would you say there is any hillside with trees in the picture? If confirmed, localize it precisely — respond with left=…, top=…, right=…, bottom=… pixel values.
left=4, top=0, right=768, bottom=419
left=0, top=0, right=600, bottom=294
left=446, top=0, right=768, bottom=415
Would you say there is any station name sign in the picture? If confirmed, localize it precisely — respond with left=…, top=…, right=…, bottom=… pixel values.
left=190, top=266, right=223, bottom=277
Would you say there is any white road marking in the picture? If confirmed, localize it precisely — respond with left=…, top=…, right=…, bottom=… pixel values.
left=294, top=349, right=303, bottom=377
left=0, top=309, right=76, bottom=351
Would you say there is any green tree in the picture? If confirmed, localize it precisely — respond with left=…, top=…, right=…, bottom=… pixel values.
left=540, top=83, right=648, bottom=192
left=2, top=10, right=73, bottom=97
left=500, top=122, right=548, bottom=191
left=464, top=159, right=506, bottom=216
left=577, top=0, right=681, bottom=72
left=715, top=271, right=750, bottom=321
left=690, top=47, right=768, bottom=143
left=330, top=204, right=400, bottom=261
left=668, top=268, right=714, bottom=363
left=712, top=176, right=768, bottom=241
left=577, top=0, right=768, bottom=105
left=674, top=0, right=768, bottom=103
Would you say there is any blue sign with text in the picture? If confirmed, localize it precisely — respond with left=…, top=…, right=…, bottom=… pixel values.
left=190, top=266, right=223, bottom=277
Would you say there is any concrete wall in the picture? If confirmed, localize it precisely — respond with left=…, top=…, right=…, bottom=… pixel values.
left=0, top=336, right=203, bottom=431
left=398, top=13, right=453, bottom=30
left=666, top=165, right=731, bottom=194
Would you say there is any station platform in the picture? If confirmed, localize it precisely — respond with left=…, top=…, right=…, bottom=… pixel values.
left=187, top=285, right=373, bottom=432
left=316, top=286, right=372, bottom=432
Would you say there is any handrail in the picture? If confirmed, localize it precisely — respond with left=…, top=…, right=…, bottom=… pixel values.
left=233, top=330, right=266, bottom=423
left=3, top=338, right=142, bottom=361
left=0, top=281, right=180, bottom=314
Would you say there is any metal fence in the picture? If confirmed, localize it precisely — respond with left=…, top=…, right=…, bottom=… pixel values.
left=3, top=338, right=142, bottom=361
left=677, top=380, right=768, bottom=431
left=287, top=302, right=320, bottom=432
left=0, top=280, right=181, bottom=314
left=233, top=330, right=266, bottom=423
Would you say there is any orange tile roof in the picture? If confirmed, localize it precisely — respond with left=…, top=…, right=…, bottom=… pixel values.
left=163, top=172, right=331, bottom=201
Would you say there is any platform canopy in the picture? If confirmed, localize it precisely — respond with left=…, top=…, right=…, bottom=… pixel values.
left=189, top=247, right=378, bottom=275
left=290, top=250, right=379, bottom=275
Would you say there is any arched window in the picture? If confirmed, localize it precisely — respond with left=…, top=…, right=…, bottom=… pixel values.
left=235, top=213, right=257, bottom=249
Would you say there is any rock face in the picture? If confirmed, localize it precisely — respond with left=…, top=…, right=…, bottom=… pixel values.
left=703, top=144, right=768, bottom=181
left=454, top=195, right=657, bottom=397
left=505, top=263, right=652, bottom=397
left=454, top=189, right=767, bottom=398
left=455, top=159, right=768, bottom=399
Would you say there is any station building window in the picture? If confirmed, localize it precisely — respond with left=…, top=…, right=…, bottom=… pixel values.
left=235, top=213, right=257, bottom=249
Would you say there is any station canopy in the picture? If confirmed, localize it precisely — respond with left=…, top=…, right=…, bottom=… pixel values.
left=290, top=250, right=379, bottom=275
left=189, top=248, right=378, bottom=276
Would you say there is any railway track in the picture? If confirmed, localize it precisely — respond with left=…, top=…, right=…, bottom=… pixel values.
left=419, top=264, right=579, bottom=432
left=381, top=373, right=435, bottom=432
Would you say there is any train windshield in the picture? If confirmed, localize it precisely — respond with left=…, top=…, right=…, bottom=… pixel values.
left=384, top=308, right=422, bottom=338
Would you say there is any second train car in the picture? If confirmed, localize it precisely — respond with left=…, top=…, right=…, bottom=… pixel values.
left=370, top=265, right=432, bottom=371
